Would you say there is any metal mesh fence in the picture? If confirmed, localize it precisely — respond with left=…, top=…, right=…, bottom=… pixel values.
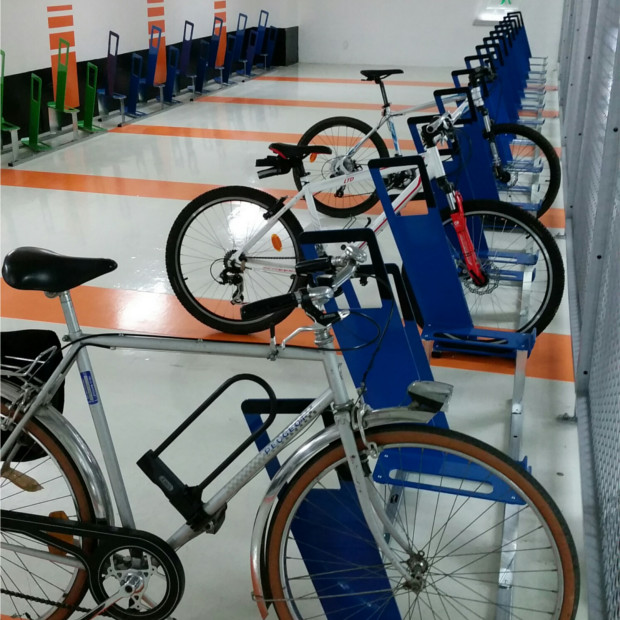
left=560, top=0, right=620, bottom=618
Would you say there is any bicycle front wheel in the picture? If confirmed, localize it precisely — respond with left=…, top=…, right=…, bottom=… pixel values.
left=491, top=123, right=561, bottom=217
left=166, top=186, right=305, bottom=334
left=265, top=424, right=579, bottom=619
left=441, top=199, right=565, bottom=334
left=1, top=393, right=97, bottom=620
left=294, top=116, right=389, bottom=218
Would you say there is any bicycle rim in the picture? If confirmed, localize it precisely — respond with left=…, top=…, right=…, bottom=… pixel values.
left=266, top=425, right=578, bottom=619
left=441, top=200, right=563, bottom=334
left=295, top=117, right=389, bottom=217
left=1, top=402, right=95, bottom=620
left=166, top=188, right=303, bottom=333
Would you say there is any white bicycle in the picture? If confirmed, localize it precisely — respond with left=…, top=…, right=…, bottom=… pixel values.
left=165, top=102, right=564, bottom=336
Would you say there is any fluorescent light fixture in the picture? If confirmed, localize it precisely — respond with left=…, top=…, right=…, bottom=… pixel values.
left=474, top=7, right=519, bottom=26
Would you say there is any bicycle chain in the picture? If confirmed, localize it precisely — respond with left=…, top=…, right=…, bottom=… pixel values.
left=244, top=255, right=297, bottom=260
left=1, top=586, right=112, bottom=617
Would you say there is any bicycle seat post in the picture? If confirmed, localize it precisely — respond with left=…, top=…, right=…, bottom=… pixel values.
left=56, top=290, right=84, bottom=341
left=377, top=79, right=391, bottom=111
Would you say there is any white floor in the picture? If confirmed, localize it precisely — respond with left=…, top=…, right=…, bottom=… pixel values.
left=1, top=62, right=587, bottom=619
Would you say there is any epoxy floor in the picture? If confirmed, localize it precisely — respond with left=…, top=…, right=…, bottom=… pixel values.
left=1, top=62, right=587, bottom=618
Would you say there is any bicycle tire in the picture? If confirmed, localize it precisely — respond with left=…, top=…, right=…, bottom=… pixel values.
left=491, top=123, right=561, bottom=217
left=440, top=199, right=564, bottom=334
left=1, top=392, right=97, bottom=620
left=166, top=186, right=305, bottom=334
left=293, top=116, right=389, bottom=218
left=265, top=423, right=579, bottom=620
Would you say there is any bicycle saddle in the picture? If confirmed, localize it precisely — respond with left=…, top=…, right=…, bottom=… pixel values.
left=360, top=69, right=404, bottom=82
left=2, top=247, right=118, bottom=292
left=269, top=143, right=332, bottom=159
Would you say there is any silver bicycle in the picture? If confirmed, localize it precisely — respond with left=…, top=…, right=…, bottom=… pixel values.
left=1, top=244, right=578, bottom=619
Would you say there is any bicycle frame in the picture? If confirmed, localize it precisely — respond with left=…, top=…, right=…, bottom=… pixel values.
left=240, top=140, right=460, bottom=265
left=346, top=91, right=471, bottom=160
left=0, top=284, right=430, bottom=583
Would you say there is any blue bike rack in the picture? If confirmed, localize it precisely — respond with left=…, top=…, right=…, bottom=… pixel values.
left=162, top=45, right=181, bottom=104
left=367, top=154, right=535, bottom=359
left=240, top=226, right=449, bottom=619
left=96, top=31, right=127, bottom=125
left=142, top=25, right=163, bottom=99
left=126, top=53, right=146, bottom=118
left=240, top=217, right=532, bottom=618
left=263, top=26, right=278, bottom=69
left=253, top=10, right=269, bottom=67
left=243, top=29, right=258, bottom=76
left=194, top=39, right=209, bottom=95
left=177, top=21, right=197, bottom=97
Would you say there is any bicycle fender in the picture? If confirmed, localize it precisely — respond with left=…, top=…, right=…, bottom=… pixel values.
left=249, top=406, right=435, bottom=618
left=1, top=380, right=114, bottom=523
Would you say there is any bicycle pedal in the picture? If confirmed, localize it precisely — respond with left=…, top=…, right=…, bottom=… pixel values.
left=47, top=510, right=72, bottom=556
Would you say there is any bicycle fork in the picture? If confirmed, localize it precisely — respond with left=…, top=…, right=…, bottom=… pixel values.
left=319, top=331, right=417, bottom=588
left=332, top=410, right=420, bottom=588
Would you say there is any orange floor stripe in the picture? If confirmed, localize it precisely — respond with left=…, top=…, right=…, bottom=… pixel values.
left=110, top=124, right=415, bottom=151
left=0, top=169, right=567, bottom=228
left=196, top=96, right=434, bottom=113
left=520, top=109, right=560, bottom=119
left=111, top=125, right=302, bottom=143
left=540, top=207, right=565, bottom=229
left=1, top=280, right=573, bottom=382
left=255, top=76, right=455, bottom=88
left=0, top=169, right=218, bottom=201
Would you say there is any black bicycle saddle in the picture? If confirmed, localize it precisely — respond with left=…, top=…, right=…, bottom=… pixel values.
left=360, top=69, right=404, bottom=82
left=2, top=247, right=118, bottom=292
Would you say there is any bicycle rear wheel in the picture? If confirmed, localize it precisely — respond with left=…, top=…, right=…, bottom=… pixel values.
left=491, top=123, right=561, bottom=217
left=1, top=392, right=96, bottom=620
left=265, top=424, right=579, bottom=619
left=166, top=186, right=305, bottom=334
left=440, top=199, right=564, bottom=334
left=294, top=116, right=389, bottom=218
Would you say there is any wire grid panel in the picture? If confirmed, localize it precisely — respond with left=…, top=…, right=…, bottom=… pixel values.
left=562, top=0, right=594, bottom=198
left=560, top=0, right=620, bottom=617
left=558, top=0, right=576, bottom=106
left=570, top=0, right=620, bottom=310
left=589, top=180, right=620, bottom=619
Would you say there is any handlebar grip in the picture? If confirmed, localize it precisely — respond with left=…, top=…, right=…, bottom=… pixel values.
left=256, top=167, right=281, bottom=179
left=240, top=292, right=299, bottom=320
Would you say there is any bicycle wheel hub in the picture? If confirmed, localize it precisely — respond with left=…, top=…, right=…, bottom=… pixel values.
left=220, top=250, right=246, bottom=304
left=461, top=263, right=500, bottom=294
left=406, top=551, right=429, bottom=593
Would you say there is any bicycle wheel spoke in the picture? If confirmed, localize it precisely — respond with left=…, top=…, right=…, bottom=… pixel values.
left=266, top=425, right=576, bottom=619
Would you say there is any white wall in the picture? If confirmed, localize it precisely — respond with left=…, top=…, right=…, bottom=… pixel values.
left=226, top=0, right=297, bottom=29
left=0, top=0, right=563, bottom=76
left=298, top=1, right=564, bottom=68
left=0, top=0, right=298, bottom=76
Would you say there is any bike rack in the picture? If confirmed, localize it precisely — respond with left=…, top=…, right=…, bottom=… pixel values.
left=368, top=153, right=535, bottom=616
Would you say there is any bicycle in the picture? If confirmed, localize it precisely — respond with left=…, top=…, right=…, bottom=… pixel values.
left=165, top=101, right=564, bottom=336
left=1, top=244, right=579, bottom=619
left=293, top=66, right=561, bottom=218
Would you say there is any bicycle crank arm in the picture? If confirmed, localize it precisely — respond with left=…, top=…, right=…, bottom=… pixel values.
left=76, top=572, right=145, bottom=620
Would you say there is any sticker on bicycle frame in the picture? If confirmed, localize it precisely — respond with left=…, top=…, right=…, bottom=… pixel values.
left=80, top=371, right=99, bottom=404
